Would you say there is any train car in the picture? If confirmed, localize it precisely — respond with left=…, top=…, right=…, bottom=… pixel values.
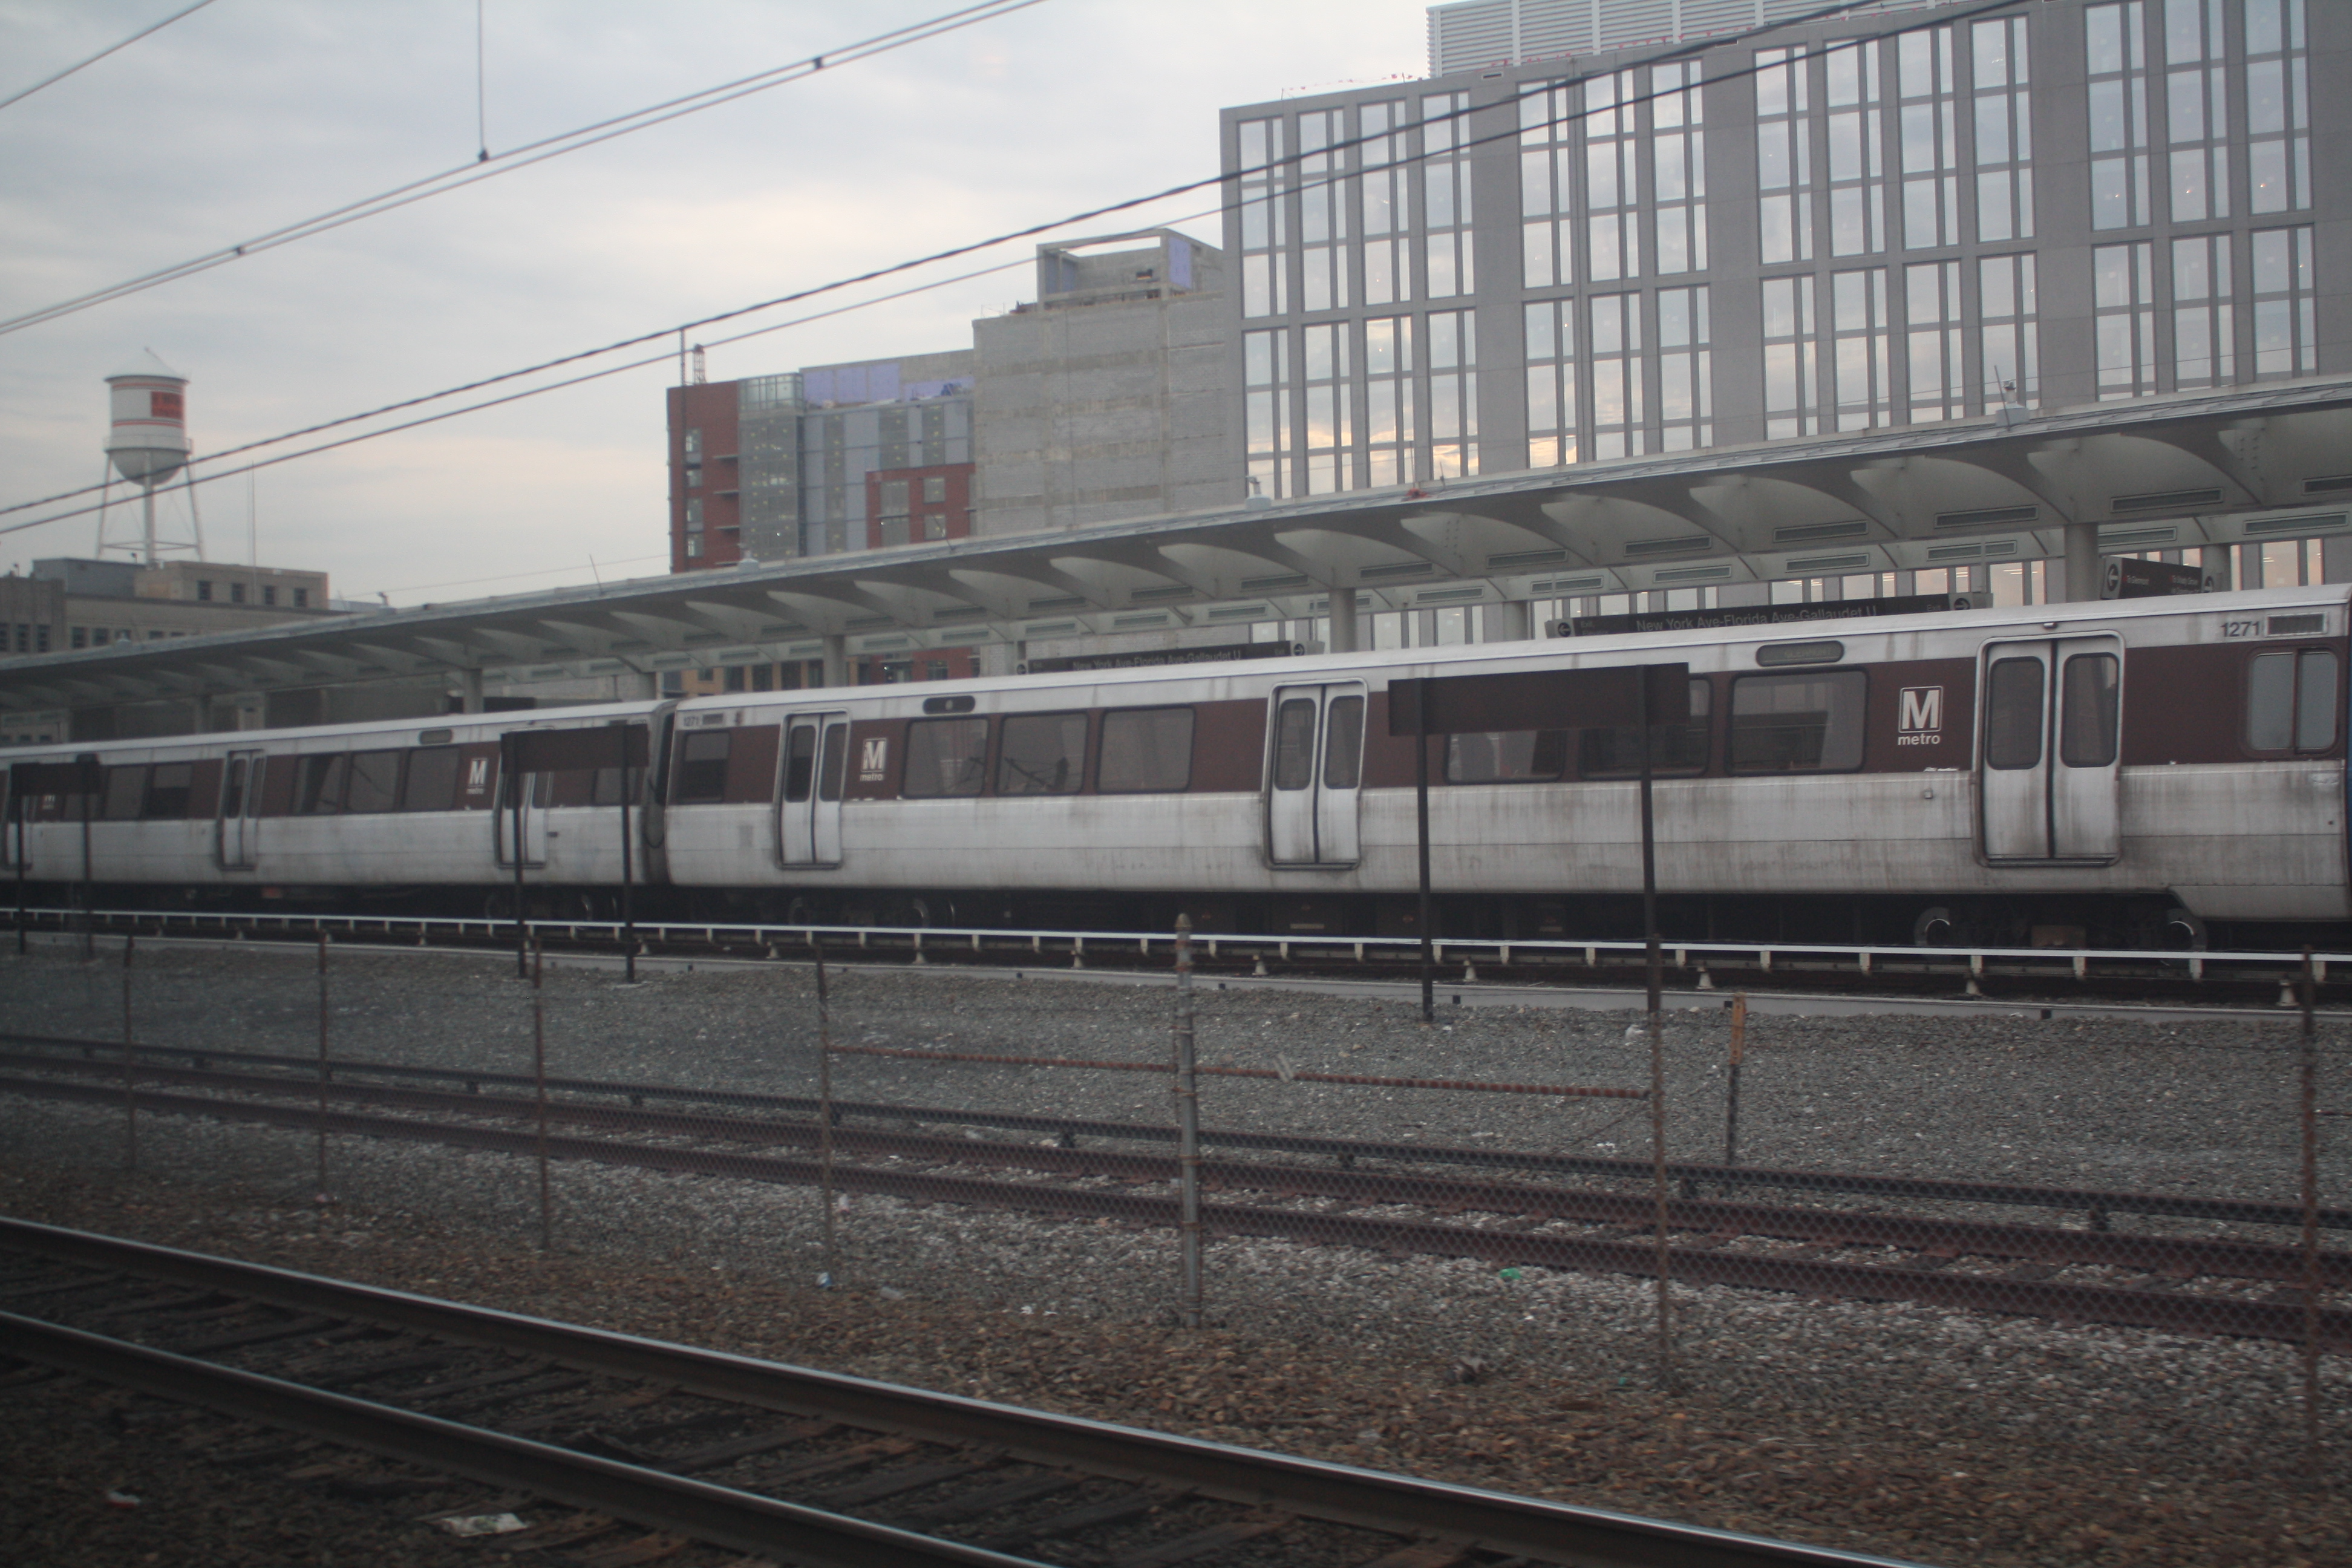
left=4, top=585, right=2344, bottom=950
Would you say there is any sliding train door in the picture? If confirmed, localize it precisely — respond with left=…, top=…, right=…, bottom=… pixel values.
left=778, top=711, right=850, bottom=867
left=1266, top=682, right=1366, bottom=867
left=216, top=749, right=263, bottom=869
left=1978, top=635, right=2123, bottom=863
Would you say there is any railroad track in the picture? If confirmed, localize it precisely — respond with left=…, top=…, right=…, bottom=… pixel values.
left=0, top=1218, right=1927, bottom=1568
left=4, top=1036, right=2344, bottom=1351
left=12, top=906, right=2348, bottom=1007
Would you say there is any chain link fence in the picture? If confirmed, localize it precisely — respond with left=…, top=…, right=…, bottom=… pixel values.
left=1, top=927, right=2343, bottom=1491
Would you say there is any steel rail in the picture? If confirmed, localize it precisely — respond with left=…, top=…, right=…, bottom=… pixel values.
left=7, top=1076, right=2344, bottom=1349
left=7, top=1030, right=2345, bottom=1232
left=0, top=1310, right=1044, bottom=1568
left=5, top=1048, right=2343, bottom=1287
left=0, top=1218, right=1932, bottom=1568
left=13, top=906, right=2348, bottom=994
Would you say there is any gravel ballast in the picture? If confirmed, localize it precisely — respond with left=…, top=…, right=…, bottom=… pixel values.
left=2, top=939, right=2347, bottom=1568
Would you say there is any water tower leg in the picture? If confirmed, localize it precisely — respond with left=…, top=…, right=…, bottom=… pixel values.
left=183, top=468, right=206, bottom=560
left=142, top=482, right=157, bottom=566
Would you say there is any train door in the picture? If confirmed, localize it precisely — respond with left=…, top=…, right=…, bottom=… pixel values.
left=778, top=711, right=850, bottom=867
left=216, top=750, right=263, bottom=869
left=1266, top=682, right=1367, bottom=867
left=494, top=752, right=549, bottom=868
left=1978, top=635, right=2123, bottom=863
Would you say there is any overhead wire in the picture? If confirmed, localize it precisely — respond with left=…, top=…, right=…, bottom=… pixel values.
left=0, top=0, right=221, bottom=114
left=0, top=0, right=1050, bottom=338
left=0, top=0, right=2024, bottom=543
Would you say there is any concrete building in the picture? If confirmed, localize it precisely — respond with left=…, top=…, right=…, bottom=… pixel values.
left=973, top=229, right=1236, bottom=535
left=34, top=557, right=334, bottom=649
left=1226, top=0, right=2350, bottom=626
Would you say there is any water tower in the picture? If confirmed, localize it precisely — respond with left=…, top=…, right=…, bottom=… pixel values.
left=97, top=349, right=204, bottom=564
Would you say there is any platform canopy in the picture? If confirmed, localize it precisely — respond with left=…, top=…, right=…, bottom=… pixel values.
left=5, top=375, right=2351, bottom=714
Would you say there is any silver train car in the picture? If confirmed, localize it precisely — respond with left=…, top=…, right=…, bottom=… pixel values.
left=6, top=585, right=2345, bottom=949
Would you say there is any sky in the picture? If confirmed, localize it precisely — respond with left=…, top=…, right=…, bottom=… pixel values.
left=0, top=0, right=1432, bottom=605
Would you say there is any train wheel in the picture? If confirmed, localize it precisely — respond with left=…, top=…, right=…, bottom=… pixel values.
left=1912, top=905, right=1957, bottom=947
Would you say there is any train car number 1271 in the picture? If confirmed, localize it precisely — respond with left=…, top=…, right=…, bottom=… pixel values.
left=2219, top=618, right=2264, bottom=638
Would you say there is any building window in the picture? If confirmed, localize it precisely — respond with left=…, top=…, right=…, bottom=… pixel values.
left=70, top=626, right=85, bottom=649
left=1905, top=261, right=1964, bottom=422
left=229, top=581, right=246, bottom=604
left=1237, top=116, right=1288, bottom=319
left=35, top=626, right=50, bottom=653
left=1978, top=253, right=2039, bottom=408
left=685, top=531, right=705, bottom=558
left=2086, top=2, right=2152, bottom=230
left=1359, top=100, right=1411, bottom=307
left=1364, top=316, right=1416, bottom=487
left=1831, top=269, right=1892, bottom=430
left=1896, top=25, right=1960, bottom=249
left=1971, top=15, right=2033, bottom=243
left=1584, top=71, right=1640, bottom=283
left=1824, top=40, right=1886, bottom=257
left=1756, top=47, right=1815, bottom=265
left=2171, top=232, right=2233, bottom=388
left=2252, top=226, right=2316, bottom=379
left=195, top=579, right=212, bottom=601
left=2093, top=240, right=2158, bottom=399
left=1762, top=275, right=1821, bottom=439
left=2160, top=0, right=2229, bottom=224
left=684, top=426, right=702, bottom=489
left=1589, top=293, right=1644, bottom=459
left=2246, top=0, right=2310, bottom=214
left=290, top=587, right=305, bottom=608
left=1298, top=108, right=1351, bottom=314
left=923, top=475, right=946, bottom=504
left=262, top=585, right=277, bottom=607
left=1420, top=91, right=1474, bottom=299
left=1244, top=327, right=1295, bottom=499
left=1651, top=61, right=1706, bottom=275
left=1302, top=321, right=1353, bottom=494
left=1657, top=286, right=1711, bottom=451
left=1426, top=309, right=1476, bottom=479
left=1523, top=299, right=1576, bottom=468
left=1518, top=78, right=1576, bottom=290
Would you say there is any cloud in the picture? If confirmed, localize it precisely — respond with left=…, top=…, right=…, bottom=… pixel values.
left=0, top=0, right=1428, bottom=602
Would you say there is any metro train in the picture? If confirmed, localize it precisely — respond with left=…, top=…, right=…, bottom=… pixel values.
left=4, top=583, right=2345, bottom=950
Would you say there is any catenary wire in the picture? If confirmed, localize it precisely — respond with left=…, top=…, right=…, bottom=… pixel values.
left=0, top=0, right=1050, bottom=338
left=0, top=0, right=221, bottom=114
left=0, top=0, right=2024, bottom=540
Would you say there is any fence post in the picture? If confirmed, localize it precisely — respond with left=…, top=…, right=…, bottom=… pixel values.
left=1724, top=991, right=1747, bottom=1174
left=533, top=938, right=551, bottom=1250
left=815, top=934, right=838, bottom=1289
left=1640, top=702, right=1673, bottom=1391
left=1172, top=914, right=1204, bottom=1329
left=2301, top=947, right=2322, bottom=1478
left=120, top=932, right=135, bottom=1170
left=315, top=933, right=331, bottom=1201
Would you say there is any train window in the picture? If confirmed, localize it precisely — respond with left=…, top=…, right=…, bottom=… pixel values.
left=1099, top=707, right=1194, bottom=793
left=1982, top=659, right=2044, bottom=771
left=2058, top=655, right=2120, bottom=768
left=402, top=746, right=463, bottom=811
left=1272, top=699, right=1317, bottom=791
left=818, top=725, right=848, bottom=802
left=903, top=717, right=988, bottom=798
left=998, top=713, right=1086, bottom=795
left=1580, top=679, right=1711, bottom=777
left=1728, top=670, right=1867, bottom=774
left=921, top=694, right=976, bottom=715
left=783, top=726, right=817, bottom=803
left=2247, top=648, right=2340, bottom=753
left=103, top=766, right=148, bottom=820
left=344, top=750, right=402, bottom=813
left=674, top=732, right=731, bottom=803
left=417, top=728, right=454, bottom=746
left=296, top=754, right=349, bottom=815
left=220, top=757, right=248, bottom=818
left=1324, top=696, right=1365, bottom=790
left=1446, top=730, right=1569, bottom=783
left=142, top=763, right=195, bottom=819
